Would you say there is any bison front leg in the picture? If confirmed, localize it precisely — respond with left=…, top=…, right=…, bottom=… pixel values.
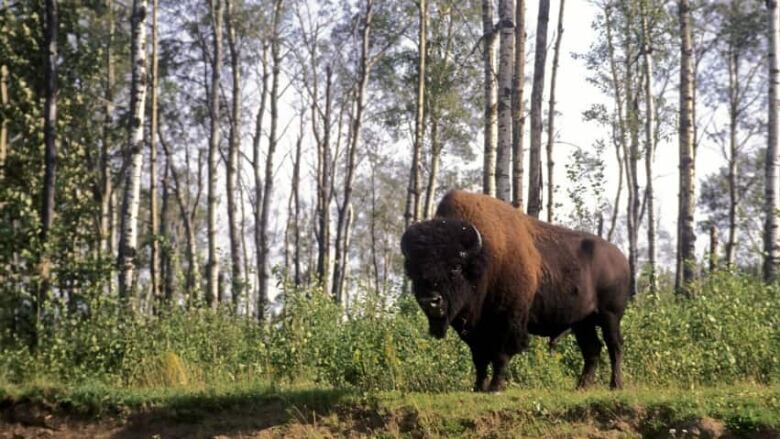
left=488, top=353, right=510, bottom=393
left=471, top=350, right=490, bottom=392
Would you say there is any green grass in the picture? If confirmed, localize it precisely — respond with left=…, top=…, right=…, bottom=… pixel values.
left=2, top=380, right=779, bottom=437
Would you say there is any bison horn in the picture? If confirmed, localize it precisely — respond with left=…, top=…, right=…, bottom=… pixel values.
left=464, top=224, right=482, bottom=256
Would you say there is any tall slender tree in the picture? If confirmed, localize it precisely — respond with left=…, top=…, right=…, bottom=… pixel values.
left=39, top=0, right=58, bottom=317
left=545, top=0, right=565, bottom=222
left=765, top=0, right=780, bottom=281
left=149, top=0, right=161, bottom=309
left=496, top=0, right=514, bottom=201
left=118, top=0, right=148, bottom=301
left=253, top=41, right=268, bottom=316
left=206, top=0, right=223, bottom=308
left=225, top=0, right=244, bottom=307
left=258, top=0, right=283, bottom=320
left=677, top=0, right=697, bottom=293
left=100, top=0, right=115, bottom=275
left=512, top=0, right=526, bottom=209
left=482, top=0, right=498, bottom=196
left=527, top=0, right=550, bottom=218
left=405, top=0, right=426, bottom=226
left=333, top=0, right=373, bottom=304
left=641, top=0, right=657, bottom=292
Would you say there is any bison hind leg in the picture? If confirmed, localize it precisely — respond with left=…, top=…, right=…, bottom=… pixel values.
left=573, top=322, right=602, bottom=389
left=600, top=312, right=624, bottom=390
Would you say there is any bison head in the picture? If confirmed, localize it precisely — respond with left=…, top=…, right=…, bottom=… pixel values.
left=400, top=219, right=485, bottom=338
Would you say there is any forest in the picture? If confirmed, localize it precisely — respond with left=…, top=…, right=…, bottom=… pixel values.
left=2, top=0, right=780, bottom=437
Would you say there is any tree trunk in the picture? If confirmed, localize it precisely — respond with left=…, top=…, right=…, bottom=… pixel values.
left=677, top=0, right=697, bottom=294
left=333, top=0, right=372, bottom=304
left=423, top=111, right=441, bottom=219
left=527, top=0, right=549, bottom=218
left=100, top=0, right=115, bottom=286
left=495, top=0, right=514, bottom=202
left=765, top=0, right=780, bottom=282
left=709, top=225, right=719, bottom=272
left=482, top=0, right=498, bottom=196
left=726, top=47, right=739, bottom=269
left=206, top=0, right=223, bottom=309
left=0, top=0, right=8, bottom=177
left=39, top=0, right=58, bottom=321
left=641, top=0, right=657, bottom=293
left=225, top=0, right=244, bottom=308
left=118, top=0, right=147, bottom=302
left=258, top=0, right=283, bottom=321
left=607, top=124, right=623, bottom=243
left=159, top=132, right=200, bottom=304
left=316, top=67, right=333, bottom=289
left=291, top=120, right=303, bottom=286
left=512, top=0, right=526, bottom=209
left=405, top=0, right=426, bottom=226
left=160, top=163, right=175, bottom=304
left=545, top=0, right=564, bottom=222
left=149, top=0, right=161, bottom=311
left=624, top=2, right=640, bottom=298
left=253, top=42, right=268, bottom=318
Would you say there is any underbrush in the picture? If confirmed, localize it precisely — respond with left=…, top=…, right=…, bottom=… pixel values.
left=1, top=273, right=779, bottom=392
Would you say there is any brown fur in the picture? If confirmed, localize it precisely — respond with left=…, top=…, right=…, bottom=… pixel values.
left=402, top=190, right=630, bottom=391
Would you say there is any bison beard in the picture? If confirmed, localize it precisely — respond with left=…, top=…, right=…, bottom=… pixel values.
left=401, top=191, right=630, bottom=392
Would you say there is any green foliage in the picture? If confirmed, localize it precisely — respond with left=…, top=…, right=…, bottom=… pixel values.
left=2, top=273, right=780, bottom=393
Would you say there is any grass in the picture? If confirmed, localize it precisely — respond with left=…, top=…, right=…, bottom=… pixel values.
left=2, top=379, right=780, bottom=437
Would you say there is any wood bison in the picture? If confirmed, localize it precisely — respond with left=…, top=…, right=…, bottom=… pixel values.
left=401, top=190, right=630, bottom=392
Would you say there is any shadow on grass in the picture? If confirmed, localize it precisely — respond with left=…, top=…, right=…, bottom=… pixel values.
left=1, top=385, right=366, bottom=438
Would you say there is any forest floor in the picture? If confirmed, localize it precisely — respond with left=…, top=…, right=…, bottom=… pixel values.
left=1, top=381, right=779, bottom=438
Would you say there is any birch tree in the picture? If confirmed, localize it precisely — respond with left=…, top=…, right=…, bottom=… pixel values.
left=258, top=0, right=283, bottom=320
left=149, top=0, right=161, bottom=308
left=495, top=0, right=514, bottom=202
left=39, top=0, right=58, bottom=314
left=527, top=0, right=550, bottom=218
left=546, top=0, right=565, bottom=222
left=118, top=0, right=147, bottom=300
left=482, top=0, right=498, bottom=196
left=226, top=0, right=244, bottom=306
left=765, top=0, right=780, bottom=281
left=253, top=41, right=268, bottom=314
left=512, top=0, right=525, bottom=209
left=333, top=0, right=373, bottom=304
left=677, top=0, right=697, bottom=293
left=640, top=0, right=657, bottom=292
left=206, top=0, right=223, bottom=308
left=405, top=0, right=426, bottom=226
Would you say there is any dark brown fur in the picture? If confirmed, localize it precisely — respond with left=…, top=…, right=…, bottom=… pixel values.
left=401, top=191, right=630, bottom=391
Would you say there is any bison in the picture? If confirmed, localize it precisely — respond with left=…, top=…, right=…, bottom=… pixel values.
left=401, top=190, right=630, bottom=391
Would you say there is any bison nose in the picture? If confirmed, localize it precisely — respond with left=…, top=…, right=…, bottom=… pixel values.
left=420, top=294, right=444, bottom=312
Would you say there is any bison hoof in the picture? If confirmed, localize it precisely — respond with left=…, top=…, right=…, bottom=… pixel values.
left=487, top=379, right=506, bottom=393
left=473, top=380, right=489, bottom=393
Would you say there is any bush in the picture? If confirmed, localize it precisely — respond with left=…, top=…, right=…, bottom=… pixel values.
left=2, top=273, right=780, bottom=392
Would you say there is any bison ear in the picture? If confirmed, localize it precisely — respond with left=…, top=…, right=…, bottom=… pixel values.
left=460, top=224, right=482, bottom=258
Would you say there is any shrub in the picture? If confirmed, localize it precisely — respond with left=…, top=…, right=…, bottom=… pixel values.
left=2, top=273, right=779, bottom=392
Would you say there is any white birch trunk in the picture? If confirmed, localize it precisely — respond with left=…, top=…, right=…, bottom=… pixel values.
left=482, top=0, right=498, bottom=196
left=765, top=0, right=780, bottom=281
left=118, top=0, right=147, bottom=301
left=496, top=0, right=514, bottom=202
left=206, top=0, right=223, bottom=308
